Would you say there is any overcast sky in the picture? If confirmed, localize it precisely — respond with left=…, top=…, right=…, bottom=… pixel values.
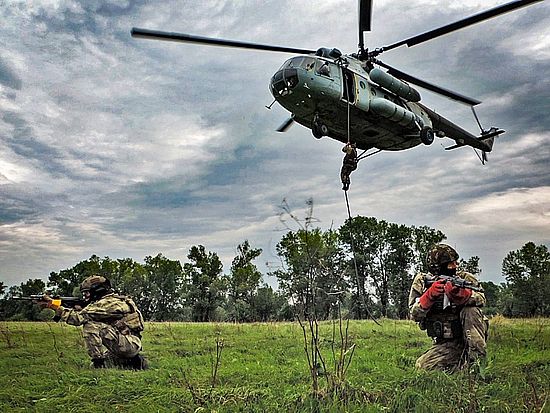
left=1, top=0, right=548, bottom=289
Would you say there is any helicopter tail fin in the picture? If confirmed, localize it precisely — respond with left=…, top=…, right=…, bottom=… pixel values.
left=477, top=127, right=504, bottom=151
left=477, top=128, right=504, bottom=164
left=480, top=136, right=495, bottom=158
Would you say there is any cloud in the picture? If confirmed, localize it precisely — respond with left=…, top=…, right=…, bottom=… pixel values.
left=0, top=58, right=22, bottom=90
left=447, top=186, right=550, bottom=234
left=0, top=0, right=548, bottom=288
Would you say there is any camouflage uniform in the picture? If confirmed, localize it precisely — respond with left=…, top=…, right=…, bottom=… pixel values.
left=55, top=293, right=145, bottom=365
left=409, top=245, right=489, bottom=371
left=340, top=143, right=358, bottom=191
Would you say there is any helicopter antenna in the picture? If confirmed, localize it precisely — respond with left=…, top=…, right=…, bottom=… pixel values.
left=358, top=0, right=373, bottom=58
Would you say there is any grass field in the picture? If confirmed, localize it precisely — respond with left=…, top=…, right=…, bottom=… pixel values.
left=0, top=317, right=548, bottom=412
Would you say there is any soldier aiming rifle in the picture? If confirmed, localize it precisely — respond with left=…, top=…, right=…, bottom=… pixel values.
left=408, top=244, right=489, bottom=372
left=30, top=275, right=147, bottom=370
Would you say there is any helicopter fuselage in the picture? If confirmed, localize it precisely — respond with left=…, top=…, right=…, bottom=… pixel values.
left=132, top=0, right=538, bottom=160
left=270, top=54, right=433, bottom=151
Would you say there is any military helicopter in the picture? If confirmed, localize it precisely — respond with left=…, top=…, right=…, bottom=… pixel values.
left=131, top=0, right=543, bottom=163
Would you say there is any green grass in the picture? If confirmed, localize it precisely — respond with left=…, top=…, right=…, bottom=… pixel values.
left=0, top=317, right=548, bottom=412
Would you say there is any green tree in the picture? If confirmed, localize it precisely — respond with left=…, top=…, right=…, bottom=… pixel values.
left=273, top=228, right=345, bottom=320
left=112, top=258, right=152, bottom=320
left=411, top=226, right=447, bottom=274
left=1, top=279, right=48, bottom=321
left=460, top=256, right=481, bottom=276
left=495, top=283, right=515, bottom=317
left=502, top=242, right=550, bottom=316
left=386, top=224, right=414, bottom=319
left=340, top=218, right=446, bottom=318
left=339, top=217, right=398, bottom=317
left=225, top=240, right=263, bottom=321
left=479, top=281, right=502, bottom=316
left=143, top=253, right=185, bottom=321
left=48, top=254, right=104, bottom=296
left=249, top=284, right=288, bottom=321
left=339, top=216, right=381, bottom=318
left=184, top=245, right=226, bottom=322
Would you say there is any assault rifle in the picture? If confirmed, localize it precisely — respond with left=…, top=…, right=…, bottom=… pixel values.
left=10, top=294, right=85, bottom=309
left=424, top=275, right=484, bottom=293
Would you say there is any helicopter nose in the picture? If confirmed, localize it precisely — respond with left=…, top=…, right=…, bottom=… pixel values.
left=270, top=68, right=299, bottom=96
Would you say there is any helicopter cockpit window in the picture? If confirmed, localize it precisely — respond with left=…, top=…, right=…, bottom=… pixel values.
left=300, top=57, right=316, bottom=71
left=315, top=60, right=331, bottom=77
left=281, top=57, right=304, bottom=70
left=280, top=57, right=317, bottom=71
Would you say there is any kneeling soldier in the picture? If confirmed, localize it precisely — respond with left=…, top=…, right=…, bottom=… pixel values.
left=408, top=244, right=489, bottom=372
left=39, top=275, right=147, bottom=370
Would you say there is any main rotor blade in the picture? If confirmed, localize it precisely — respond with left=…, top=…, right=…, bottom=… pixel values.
left=375, top=61, right=481, bottom=106
left=131, top=28, right=316, bottom=54
left=378, top=0, right=543, bottom=53
left=358, top=0, right=373, bottom=51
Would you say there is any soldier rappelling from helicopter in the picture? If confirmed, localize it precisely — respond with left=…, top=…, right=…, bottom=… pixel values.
left=340, top=143, right=358, bottom=191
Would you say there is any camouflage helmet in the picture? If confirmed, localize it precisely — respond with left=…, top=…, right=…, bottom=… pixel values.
left=80, top=275, right=111, bottom=297
left=426, top=244, right=459, bottom=274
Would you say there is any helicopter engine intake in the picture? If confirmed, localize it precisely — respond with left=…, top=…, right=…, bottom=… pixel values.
left=370, top=98, right=423, bottom=129
left=369, top=68, right=421, bottom=102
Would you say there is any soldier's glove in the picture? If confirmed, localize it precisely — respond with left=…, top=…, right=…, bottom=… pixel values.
left=419, top=280, right=445, bottom=309
left=444, top=282, right=472, bottom=305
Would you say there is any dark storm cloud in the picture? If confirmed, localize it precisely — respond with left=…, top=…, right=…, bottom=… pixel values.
left=112, top=140, right=275, bottom=214
left=31, top=6, right=97, bottom=35
left=2, top=112, right=67, bottom=176
left=2, top=111, right=115, bottom=183
left=0, top=59, right=22, bottom=90
left=0, top=186, right=40, bottom=223
left=94, top=0, right=147, bottom=16
left=30, top=0, right=147, bottom=34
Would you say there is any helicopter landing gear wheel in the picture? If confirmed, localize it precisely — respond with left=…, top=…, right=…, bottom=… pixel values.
left=420, top=126, right=435, bottom=145
left=312, top=114, right=328, bottom=139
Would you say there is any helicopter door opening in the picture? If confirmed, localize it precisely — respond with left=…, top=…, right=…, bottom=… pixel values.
left=342, top=69, right=355, bottom=103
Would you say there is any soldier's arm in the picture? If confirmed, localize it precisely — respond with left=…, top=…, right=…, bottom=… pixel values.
left=56, top=298, right=127, bottom=325
left=460, top=271, right=486, bottom=307
left=56, top=306, right=89, bottom=326
left=408, top=273, right=429, bottom=321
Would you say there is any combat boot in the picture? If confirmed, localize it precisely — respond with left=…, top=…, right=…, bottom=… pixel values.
left=128, top=354, right=148, bottom=370
left=90, top=358, right=106, bottom=368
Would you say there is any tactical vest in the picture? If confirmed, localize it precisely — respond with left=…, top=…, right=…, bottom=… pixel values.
left=113, top=295, right=145, bottom=336
left=423, top=299, right=462, bottom=341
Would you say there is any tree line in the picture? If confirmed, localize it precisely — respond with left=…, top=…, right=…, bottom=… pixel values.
left=1, top=215, right=548, bottom=321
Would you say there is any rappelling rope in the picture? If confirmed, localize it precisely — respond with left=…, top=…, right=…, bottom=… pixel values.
left=343, top=190, right=380, bottom=325
left=346, top=71, right=351, bottom=146
left=356, top=148, right=382, bottom=162
left=341, top=71, right=380, bottom=325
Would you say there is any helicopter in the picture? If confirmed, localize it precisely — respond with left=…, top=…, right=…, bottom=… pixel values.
left=131, top=0, right=543, bottom=164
